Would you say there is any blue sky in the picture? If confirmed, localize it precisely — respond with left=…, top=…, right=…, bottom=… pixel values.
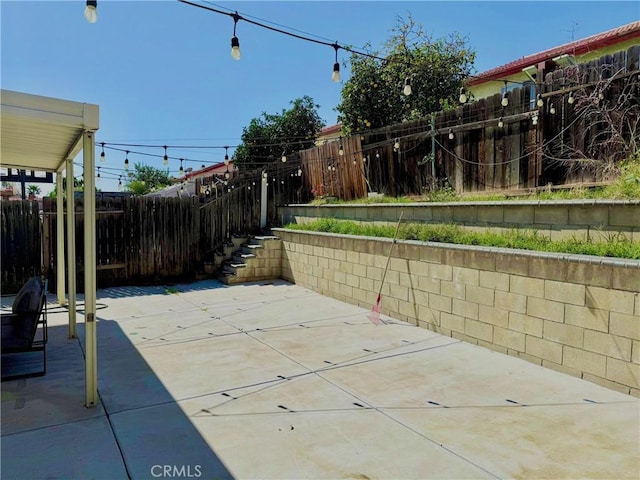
left=2, top=1, right=639, bottom=191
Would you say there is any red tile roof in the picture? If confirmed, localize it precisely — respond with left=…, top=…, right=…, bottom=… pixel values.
left=468, top=21, right=640, bottom=86
left=318, top=123, right=342, bottom=136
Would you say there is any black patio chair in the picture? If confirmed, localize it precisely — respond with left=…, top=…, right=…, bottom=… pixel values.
left=1, top=276, right=48, bottom=380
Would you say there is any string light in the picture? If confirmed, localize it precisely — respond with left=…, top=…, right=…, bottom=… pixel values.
left=531, top=113, right=539, bottom=126
left=297, top=168, right=302, bottom=176
left=124, top=150, right=129, bottom=170
left=231, top=12, right=242, bottom=60
left=96, top=166, right=101, bottom=181
left=84, top=0, right=97, bottom=23
left=331, top=43, right=340, bottom=82
left=375, top=150, right=380, bottom=159
left=224, top=146, right=230, bottom=166
left=497, top=116, right=504, bottom=128
left=179, top=158, right=184, bottom=175
left=393, top=138, right=400, bottom=151
left=448, top=129, right=454, bottom=140
left=118, top=175, right=122, bottom=191
left=459, top=87, right=467, bottom=104
left=568, top=91, right=575, bottom=105
left=281, top=151, right=287, bottom=162
left=501, top=81, right=509, bottom=107
left=403, top=77, right=412, bottom=96
left=225, top=168, right=230, bottom=179
left=338, top=141, right=344, bottom=156
left=536, top=94, right=544, bottom=107
left=100, top=142, right=105, bottom=162
left=163, top=145, right=169, bottom=166
left=550, top=103, right=556, bottom=115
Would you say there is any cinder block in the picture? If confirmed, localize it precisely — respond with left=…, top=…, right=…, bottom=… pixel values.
left=430, top=264, right=453, bottom=281
left=399, top=300, right=418, bottom=320
left=526, top=297, right=564, bottom=322
left=441, top=280, right=466, bottom=300
left=543, top=321, right=584, bottom=348
left=534, top=205, right=568, bottom=225
left=466, top=285, right=495, bottom=306
left=510, top=275, right=545, bottom=298
left=463, top=251, right=496, bottom=271
left=542, top=360, right=583, bottom=379
left=412, top=290, right=429, bottom=306
left=507, top=349, right=542, bottom=366
left=586, top=286, right=635, bottom=315
left=408, top=260, right=430, bottom=277
left=503, top=205, right=534, bottom=225
left=496, top=255, right=529, bottom=276
left=526, top=336, right=563, bottom=364
left=339, top=262, right=353, bottom=275
left=399, top=273, right=414, bottom=288
left=582, top=373, right=632, bottom=395
left=389, top=284, right=409, bottom=302
left=334, top=249, right=347, bottom=262
left=565, top=305, right=609, bottom=332
left=477, top=206, right=504, bottom=224
left=544, top=280, right=585, bottom=306
left=359, top=277, right=374, bottom=292
left=453, top=266, right=479, bottom=286
left=453, top=205, right=478, bottom=223
left=528, top=257, right=567, bottom=282
left=494, top=326, right=525, bottom=351
left=440, top=312, right=465, bottom=333
left=389, top=257, right=408, bottom=273
left=428, top=293, right=452, bottom=314
left=479, top=305, right=509, bottom=328
left=584, top=330, right=632, bottom=361
left=609, top=312, right=640, bottom=340
left=509, top=312, right=544, bottom=337
left=453, top=299, right=479, bottom=320
left=366, top=266, right=383, bottom=281
left=495, top=291, right=527, bottom=314
left=345, top=274, right=360, bottom=289
left=632, top=340, right=640, bottom=364
left=563, top=346, right=606, bottom=377
left=566, top=262, right=612, bottom=289
left=611, top=267, right=640, bottom=293
left=477, top=340, right=508, bottom=355
left=569, top=205, right=608, bottom=226
left=431, top=206, right=454, bottom=222
left=451, top=331, right=479, bottom=345
left=418, top=276, right=441, bottom=294
left=418, top=305, right=440, bottom=326
left=606, top=357, right=640, bottom=389
left=479, top=271, right=510, bottom=291
left=609, top=205, right=640, bottom=227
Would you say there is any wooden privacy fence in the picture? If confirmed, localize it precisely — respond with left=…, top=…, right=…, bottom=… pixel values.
left=292, top=46, right=639, bottom=198
left=1, top=200, right=42, bottom=293
left=34, top=188, right=261, bottom=292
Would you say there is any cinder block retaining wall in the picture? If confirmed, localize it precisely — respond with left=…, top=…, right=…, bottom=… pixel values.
left=280, top=201, right=640, bottom=241
left=273, top=228, right=640, bottom=396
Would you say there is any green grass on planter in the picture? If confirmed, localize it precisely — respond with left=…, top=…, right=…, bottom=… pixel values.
left=285, top=218, right=640, bottom=259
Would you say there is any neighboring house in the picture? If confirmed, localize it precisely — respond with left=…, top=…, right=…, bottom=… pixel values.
left=467, top=21, right=640, bottom=102
left=148, top=160, right=235, bottom=198
left=315, top=123, right=342, bottom=146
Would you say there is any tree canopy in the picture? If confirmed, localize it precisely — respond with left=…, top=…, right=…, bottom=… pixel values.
left=233, top=96, right=325, bottom=171
left=125, top=163, right=171, bottom=195
left=336, top=16, right=476, bottom=133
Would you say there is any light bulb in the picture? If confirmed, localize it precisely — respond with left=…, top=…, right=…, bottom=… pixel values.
left=281, top=154, right=287, bottom=163
left=459, top=87, right=467, bottom=104
left=536, top=94, right=544, bottom=107
left=100, top=151, right=105, bottom=162
left=332, top=63, right=340, bottom=82
left=262, top=172, right=267, bottom=179
left=231, top=36, right=241, bottom=60
left=84, top=0, right=97, bottom=23
left=163, top=155, right=168, bottom=166
left=448, top=129, right=454, bottom=140
left=403, top=78, right=412, bottom=96
left=498, top=117, right=504, bottom=128
left=568, top=92, right=575, bottom=105
left=394, top=139, right=400, bottom=150
left=338, top=144, right=344, bottom=156
left=225, top=171, right=230, bottom=179
left=124, top=151, right=129, bottom=170
left=550, top=104, right=556, bottom=115
left=501, top=94, right=508, bottom=107
left=598, top=92, right=604, bottom=100
left=224, top=156, right=229, bottom=166
left=532, top=114, right=538, bottom=126
left=297, top=169, right=302, bottom=176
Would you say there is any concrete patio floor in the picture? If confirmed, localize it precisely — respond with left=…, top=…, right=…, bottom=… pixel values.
left=1, top=279, right=638, bottom=480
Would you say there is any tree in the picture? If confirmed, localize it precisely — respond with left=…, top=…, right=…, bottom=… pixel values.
left=336, top=15, right=475, bottom=133
left=125, top=163, right=171, bottom=195
left=27, top=185, right=41, bottom=197
left=48, top=177, right=85, bottom=197
left=234, top=96, right=325, bottom=171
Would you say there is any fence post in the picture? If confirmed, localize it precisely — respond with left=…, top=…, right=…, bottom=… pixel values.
left=260, top=173, right=268, bottom=229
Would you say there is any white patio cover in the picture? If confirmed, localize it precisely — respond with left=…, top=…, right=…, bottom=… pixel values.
left=1, top=89, right=99, bottom=407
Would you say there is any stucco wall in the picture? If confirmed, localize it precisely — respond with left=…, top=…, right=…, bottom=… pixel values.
left=279, top=201, right=640, bottom=241
left=274, top=228, right=640, bottom=396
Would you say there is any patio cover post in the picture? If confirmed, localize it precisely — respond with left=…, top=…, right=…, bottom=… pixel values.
left=83, top=131, right=98, bottom=408
left=66, top=159, right=77, bottom=338
left=55, top=173, right=66, bottom=306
